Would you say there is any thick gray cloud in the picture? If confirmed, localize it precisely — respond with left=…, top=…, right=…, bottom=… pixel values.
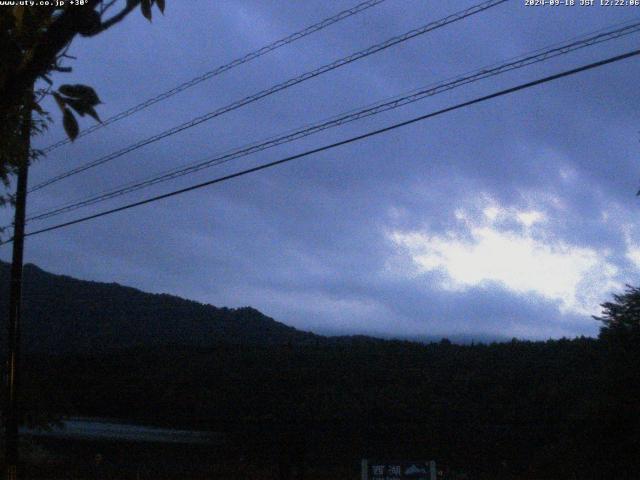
left=2, top=0, right=640, bottom=340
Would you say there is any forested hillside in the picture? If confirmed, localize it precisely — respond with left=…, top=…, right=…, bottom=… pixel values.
left=2, top=261, right=638, bottom=478
left=0, top=261, right=318, bottom=353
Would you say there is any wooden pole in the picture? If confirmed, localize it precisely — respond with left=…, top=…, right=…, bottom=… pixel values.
left=5, top=102, right=31, bottom=480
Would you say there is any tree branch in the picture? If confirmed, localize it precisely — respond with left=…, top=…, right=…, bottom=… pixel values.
left=1, top=1, right=143, bottom=113
left=91, top=0, right=141, bottom=36
left=100, top=0, right=119, bottom=15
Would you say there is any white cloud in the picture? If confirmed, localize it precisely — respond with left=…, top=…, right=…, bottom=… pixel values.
left=390, top=202, right=621, bottom=316
left=516, top=210, right=545, bottom=227
left=483, top=206, right=501, bottom=221
left=623, top=225, right=640, bottom=270
left=626, top=247, right=640, bottom=269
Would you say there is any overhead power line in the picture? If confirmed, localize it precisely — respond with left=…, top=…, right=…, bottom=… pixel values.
left=39, top=0, right=389, bottom=154
left=23, top=18, right=640, bottom=224
left=29, top=0, right=508, bottom=193
left=3, top=47, right=638, bottom=245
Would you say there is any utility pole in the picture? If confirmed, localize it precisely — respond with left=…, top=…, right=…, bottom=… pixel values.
left=5, top=102, right=32, bottom=480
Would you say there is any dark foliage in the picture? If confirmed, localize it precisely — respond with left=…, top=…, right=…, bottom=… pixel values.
left=0, top=1, right=165, bottom=206
left=1, top=262, right=639, bottom=478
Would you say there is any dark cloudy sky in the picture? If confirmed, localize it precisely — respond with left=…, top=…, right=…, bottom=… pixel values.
left=2, top=0, right=640, bottom=340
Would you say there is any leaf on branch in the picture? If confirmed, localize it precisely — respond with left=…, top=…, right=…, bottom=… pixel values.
left=63, top=108, right=79, bottom=141
left=65, top=98, right=101, bottom=123
left=58, top=84, right=101, bottom=106
left=55, top=85, right=102, bottom=129
left=141, top=0, right=152, bottom=21
left=85, top=106, right=101, bottom=123
left=31, top=101, right=46, bottom=116
left=156, top=0, right=165, bottom=14
left=52, top=92, right=66, bottom=112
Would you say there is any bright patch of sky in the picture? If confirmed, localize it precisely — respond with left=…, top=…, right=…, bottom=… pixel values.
left=390, top=197, right=625, bottom=317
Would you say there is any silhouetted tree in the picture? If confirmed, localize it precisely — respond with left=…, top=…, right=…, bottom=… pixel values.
left=591, top=285, right=640, bottom=475
left=0, top=0, right=165, bottom=205
left=595, top=285, right=640, bottom=343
